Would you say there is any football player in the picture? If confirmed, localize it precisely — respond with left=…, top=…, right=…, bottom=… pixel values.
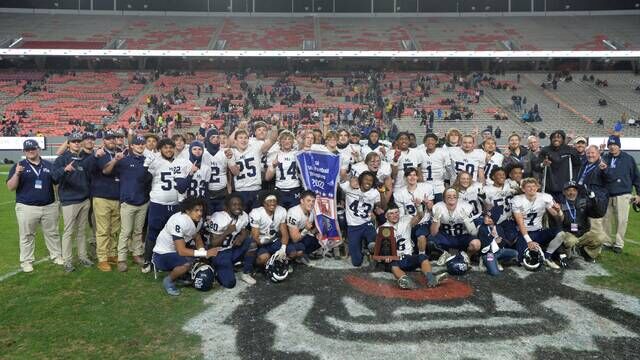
left=337, top=129, right=361, bottom=167
left=388, top=132, right=423, bottom=190
left=152, top=196, right=216, bottom=296
left=350, top=152, right=392, bottom=188
left=482, top=137, right=504, bottom=186
left=452, top=171, right=483, bottom=220
left=359, top=129, right=387, bottom=159
left=382, top=202, right=447, bottom=289
left=286, top=190, right=321, bottom=263
left=448, top=134, right=486, bottom=183
left=430, top=188, right=481, bottom=266
left=176, top=141, right=210, bottom=201
left=511, top=178, right=565, bottom=269
left=340, top=171, right=390, bottom=267
left=265, top=130, right=302, bottom=209
left=202, top=127, right=233, bottom=214
left=482, top=167, right=523, bottom=254
left=418, top=133, right=451, bottom=202
left=250, top=192, right=300, bottom=273
left=393, top=167, right=434, bottom=252
left=206, top=193, right=256, bottom=287
left=142, top=138, right=193, bottom=273
left=228, top=127, right=276, bottom=213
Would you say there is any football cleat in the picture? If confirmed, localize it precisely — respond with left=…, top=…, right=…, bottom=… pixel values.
left=436, top=250, right=451, bottom=266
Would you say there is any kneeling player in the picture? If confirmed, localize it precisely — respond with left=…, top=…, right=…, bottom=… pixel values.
left=250, top=192, right=301, bottom=274
left=477, top=209, right=519, bottom=276
left=152, top=197, right=217, bottom=296
left=383, top=203, right=447, bottom=289
left=287, top=191, right=321, bottom=264
left=511, top=178, right=565, bottom=269
left=206, top=193, right=256, bottom=287
left=429, top=188, right=481, bottom=265
left=340, top=171, right=390, bottom=267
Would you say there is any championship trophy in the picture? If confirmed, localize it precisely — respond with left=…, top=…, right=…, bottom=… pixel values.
left=372, top=226, right=399, bottom=261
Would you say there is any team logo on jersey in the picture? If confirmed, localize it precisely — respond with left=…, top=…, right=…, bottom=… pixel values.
left=185, top=260, right=640, bottom=359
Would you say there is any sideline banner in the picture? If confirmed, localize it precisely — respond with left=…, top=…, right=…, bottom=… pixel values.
left=296, top=149, right=342, bottom=247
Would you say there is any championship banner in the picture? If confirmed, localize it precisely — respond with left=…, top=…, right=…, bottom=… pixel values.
left=296, top=149, right=342, bottom=247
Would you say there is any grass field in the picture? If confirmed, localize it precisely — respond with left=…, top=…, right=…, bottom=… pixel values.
left=0, top=163, right=638, bottom=359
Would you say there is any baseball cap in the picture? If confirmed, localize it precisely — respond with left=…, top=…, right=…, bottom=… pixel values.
left=132, top=135, right=146, bottom=145
left=68, top=133, right=83, bottom=142
left=83, top=132, right=96, bottom=140
left=563, top=181, right=579, bottom=191
left=104, top=130, right=117, bottom=140
left=573, top=136, right=587, bottom=144
left=116, top=129, right=126, bottom=138
left=23, top=139, right=39, bottom=151
left=607, top=135, right=621, bottom=148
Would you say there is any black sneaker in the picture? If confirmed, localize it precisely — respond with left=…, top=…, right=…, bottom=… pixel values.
left=579, top=247, right=595, bottom=263
left=141, top=262, right=152, bottom=273
left=612, top=247, right=623, bottom=254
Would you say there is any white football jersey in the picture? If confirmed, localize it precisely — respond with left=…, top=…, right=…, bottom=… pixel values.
left=153, top=213, right=203, bottom=254
left=202, top=149, right=229, bottom=192
left=340, top=181, right=381, bottom=226
left=458, top=182, right=484, bottom=219
left=249, top=206, right=287, bottom=244
left=359, top=141, right=388, bottom=159
left=386, top=148, right=423, bottom=190
left=175, top=147, right=190, bottom=161
left=484, top=152, right=505, bottom=186
left=207, top=211, right=249, bottom=250
left=483, top=183, right=517, bottom=224
left=249, top=137, right=268, bottom=172
left=381, top=215, right=413, bottom=257
left=310, top=144, right=351, bottom=170
left=177, top=163, right=211, bottom=202
left=147, top=156, right=192, bottom=205
left=233, top=143, right=263, bottom=191
left=337, top=144, right=360, bottom=165
left=268, top=149, right=301, bottom=190
left=432, top=201, right=474, bottom=236
left=449, top=147, right=486, bottom=182
left=143, top=149, right=157, bottom=164
left=286, top=204, right=314, bottom=231
left=350, top=161, right=392, bottom=184
left=511, top=193, right=554, bottom=232
left=394, top=183, right=434, bottom=220
left=419, top=148, right=451, bottom=194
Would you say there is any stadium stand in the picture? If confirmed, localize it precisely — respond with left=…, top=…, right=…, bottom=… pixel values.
left=1, top=13, right=638, bottom=51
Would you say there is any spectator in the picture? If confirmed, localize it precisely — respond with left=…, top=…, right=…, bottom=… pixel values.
left=597, top=117, right=604, bottom=127
left=494, top=126, right=502, bottom=139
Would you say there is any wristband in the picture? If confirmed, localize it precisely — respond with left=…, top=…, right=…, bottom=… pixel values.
left=194, top=248, right=207, bottom=257
left=280, top=244, right=287, bottom=252
left=524, top=234, right=532, bottom=243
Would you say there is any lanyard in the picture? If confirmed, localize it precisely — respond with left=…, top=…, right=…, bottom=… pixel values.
left=565, top=200, right=576, bottom=223
left=579, top=163, right=596, bottom=184
left=27, top=161, right=43, bottom=178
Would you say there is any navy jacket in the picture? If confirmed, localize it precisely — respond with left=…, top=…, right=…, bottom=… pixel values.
left=559, top=194, right=607, bottom=237
left=602, top=151, right=640, bottom=197
left=52, top=150, right=92, bottom=205
left=114, top=153, right=150, bottom=206
left=90, top=150, right=120, bottom=200
left=7, top=158, right=56, bottom=206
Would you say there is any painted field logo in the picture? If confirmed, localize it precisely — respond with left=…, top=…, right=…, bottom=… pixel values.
left=185, top=260, right=640, bottom=360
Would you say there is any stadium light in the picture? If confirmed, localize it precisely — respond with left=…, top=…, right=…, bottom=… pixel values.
left=485, top=6, right=491, bottom=11
left=53, top=2, right=59, bottom=7
left=635, top=3, right=639, bottom=8
left=565, top=5, right=570, bottom=10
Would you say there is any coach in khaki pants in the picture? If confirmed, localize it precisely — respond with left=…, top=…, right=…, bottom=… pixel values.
left=103, top=135, right=150, bottom=272
left=6, top=140, right=63, bottom=272
left=91, top=130, right=123, bottom=272
left=601, top=135, right=640, bottom=254
left=52, top=133, right=93, bottom=272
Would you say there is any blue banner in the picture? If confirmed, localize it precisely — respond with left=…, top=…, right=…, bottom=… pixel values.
left=296, top=149, right=342, bottom=244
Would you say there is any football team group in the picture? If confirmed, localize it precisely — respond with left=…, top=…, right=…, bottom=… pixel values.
left=7, top=119, right=640, bottom=295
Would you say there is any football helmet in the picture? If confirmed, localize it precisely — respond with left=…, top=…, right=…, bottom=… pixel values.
left=190, top=262, right=215, bottom=291
left=522, top=248, right=545, bottom=271
left=446, top=253, right=469, bottom=275
left=265, top=253, right=289, bottom=283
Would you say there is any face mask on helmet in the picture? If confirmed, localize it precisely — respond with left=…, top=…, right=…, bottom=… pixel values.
left=446, top=254, right=469, bottom=276
left=191, top=262, right=215, bottom=291
left=265, top=254, right=289, bottom=283
left=522, top=248, right=545, bottom=272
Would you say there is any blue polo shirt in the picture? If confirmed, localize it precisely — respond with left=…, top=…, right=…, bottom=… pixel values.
left=90, top=151, right=120, bottom=200
left=7, top=158, right=56, bottom=206
left=114, top=153, right=149, bottom=206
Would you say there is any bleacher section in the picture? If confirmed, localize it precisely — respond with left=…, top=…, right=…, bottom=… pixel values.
left=0, top=13, right=637, bottom=51
left=2, top=70, right=639, bottom=140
